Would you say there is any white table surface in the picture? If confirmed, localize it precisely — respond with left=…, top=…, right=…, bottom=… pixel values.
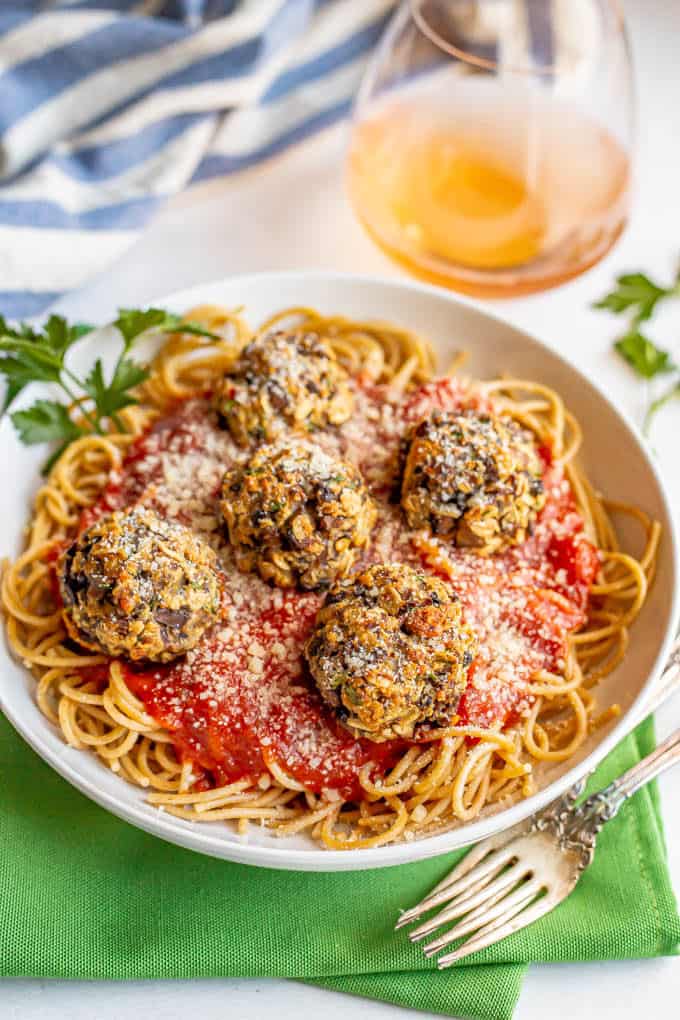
left=4, top=0, right=680, bottom=1016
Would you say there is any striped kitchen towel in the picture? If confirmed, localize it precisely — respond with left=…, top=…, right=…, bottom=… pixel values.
left=0, top=0, right=395, bottom=320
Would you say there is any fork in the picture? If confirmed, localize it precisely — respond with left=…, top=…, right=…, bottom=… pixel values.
left=396, top=636, right=680, bottom=968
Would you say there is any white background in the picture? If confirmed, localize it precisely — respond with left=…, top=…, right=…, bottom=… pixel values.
left=4, top=0, right=680, bottom=1016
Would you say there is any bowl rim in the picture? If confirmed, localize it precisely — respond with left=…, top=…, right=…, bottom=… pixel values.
left=1, top=269, right=678, bottom=872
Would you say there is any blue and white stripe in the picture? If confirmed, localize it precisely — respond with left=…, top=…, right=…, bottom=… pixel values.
left=0, top=0, right=395, bottom=319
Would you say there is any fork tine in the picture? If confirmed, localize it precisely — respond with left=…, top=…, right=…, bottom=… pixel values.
left=402, top=845, right=518, bottom=936
left=425, top=826, right=521, bottom=897
left=396, top=839, right=508, bottom=929
left=420, top=873, right=534, bottom=950
left=406, top=853, right=519, bottom=941
left=409, top=859, right=529, bottom=942
left=395, top=824, right=528, bottom=929
left=436, top=890, right=563, bottom=968
left=421, top=878, right=543, bottom=956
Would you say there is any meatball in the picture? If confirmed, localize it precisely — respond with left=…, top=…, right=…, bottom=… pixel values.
left=214, top=329, right=354, bottom=445
left=305, top=564, right=476, bottom=742
left=400, top=409, right=545, bottom=553
left=220, top=441, right=376, bottom=590
left=58, top=508, right=221, bottom=662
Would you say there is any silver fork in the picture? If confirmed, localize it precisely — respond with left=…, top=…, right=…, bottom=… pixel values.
left=396, top=637, right=680, bottom=968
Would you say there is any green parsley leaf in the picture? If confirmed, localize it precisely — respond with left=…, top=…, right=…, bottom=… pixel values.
left=0, top=356, right=52, bottom=412
left=83, top=357, right=149, bottom=421
left=10, top=400, right=85, bottom=446
left=114, top=308, right=175, bottom=348
left=596, top=260, right=680, bottom=436
left=110, top=356, right=149, bottom=394
left=114, top=307, right=219, bottom=350
left=0, top=375, right=27, bottom=414
left=0, top=316, right=39, bottom=344
left=0, top=336, right=62, bottom=382
left=1, top=305, right=219, bottom=470
left=614, top=331, right=676, bottom=379
left=43, top=314, right=93, bottom=358
left=0, top=315, right=93, bottom=411
left=594, top=272, right=678, bottom=323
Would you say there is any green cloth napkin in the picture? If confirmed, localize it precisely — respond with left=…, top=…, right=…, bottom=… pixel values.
left=1, top=711, right=678, bottom=1020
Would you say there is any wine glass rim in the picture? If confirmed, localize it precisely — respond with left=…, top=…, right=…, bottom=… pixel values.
left=409, top=0, right=625, bottom=77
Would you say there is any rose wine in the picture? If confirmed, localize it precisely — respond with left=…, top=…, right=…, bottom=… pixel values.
left=347, top=91, right=630, bottom=296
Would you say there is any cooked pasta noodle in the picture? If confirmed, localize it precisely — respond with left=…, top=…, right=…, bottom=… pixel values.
left=1, top=304, right=659, bottom=848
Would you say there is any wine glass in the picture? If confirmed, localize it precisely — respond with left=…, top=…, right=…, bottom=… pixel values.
left=347, top=0, right=634, bottom=297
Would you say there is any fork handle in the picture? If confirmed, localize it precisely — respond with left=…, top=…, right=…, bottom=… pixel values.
left=561, top=725, right=680, bottom=861
left=583, top=724, right=680, bottom=819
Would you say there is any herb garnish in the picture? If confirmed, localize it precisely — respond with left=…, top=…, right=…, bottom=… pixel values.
left=1, top=308, right=219, bottom=472
left=594, top=266, right=680, bottom=433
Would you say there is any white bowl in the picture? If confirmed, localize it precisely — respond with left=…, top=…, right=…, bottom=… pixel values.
left=1, top=271, right=678, bottom=871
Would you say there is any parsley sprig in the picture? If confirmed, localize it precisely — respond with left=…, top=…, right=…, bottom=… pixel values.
left=0, top=308, right=219, bottom=472
left=594, top=266, right=680, bottom=433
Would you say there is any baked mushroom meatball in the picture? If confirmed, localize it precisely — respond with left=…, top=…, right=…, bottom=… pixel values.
left=305, top=564, right=476, bottom=742
left=220, top=441, right=376, bottom=590
left=214, top=329, right=354, bottom=445
left=58, top=508, right=221, bottom=662
left=400, top=409, right=545, bottom=553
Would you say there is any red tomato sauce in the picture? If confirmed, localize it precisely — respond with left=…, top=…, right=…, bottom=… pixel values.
left=124, top=593, right=402, bottom=799
left=69, top=380, right=599, bottom=797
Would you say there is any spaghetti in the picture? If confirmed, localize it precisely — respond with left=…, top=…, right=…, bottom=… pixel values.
left=1, top=305, right=660, bottom=849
